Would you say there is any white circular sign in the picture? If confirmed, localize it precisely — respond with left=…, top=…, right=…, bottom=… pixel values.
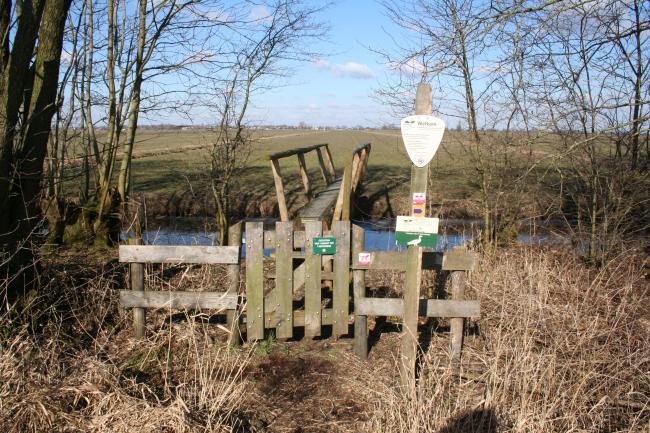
left=400, top=115, right=445, bottom=167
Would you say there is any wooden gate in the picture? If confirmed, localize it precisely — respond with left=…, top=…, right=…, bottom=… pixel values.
left=240, top=220, right=351, bottom=341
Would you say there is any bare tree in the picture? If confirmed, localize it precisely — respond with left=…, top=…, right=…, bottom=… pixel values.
left=379, top=0, right=649, bottom=258
left=69, top=0, right=229, bottom=244
left=207, top=0, right=327, bottom=244
left=0, top=0, right=73, bottom=299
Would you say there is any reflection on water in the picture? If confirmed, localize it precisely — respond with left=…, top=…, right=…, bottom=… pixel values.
left=133, top=217, right=564, bottom=253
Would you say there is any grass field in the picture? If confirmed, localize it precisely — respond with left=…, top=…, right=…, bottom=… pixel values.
left=124, top=128, right=481, bottom=218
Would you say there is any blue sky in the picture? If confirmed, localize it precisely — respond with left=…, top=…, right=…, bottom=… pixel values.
left=245, top=1, right=400, bottom=127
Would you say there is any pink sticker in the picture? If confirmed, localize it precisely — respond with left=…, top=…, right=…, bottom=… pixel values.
left=413, top=192, right=426, bottom=205
left=358, top=252, right=372, bottom=266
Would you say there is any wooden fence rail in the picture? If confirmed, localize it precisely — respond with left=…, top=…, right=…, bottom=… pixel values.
left=119, top=243, right=240, bottom=344
left=350, top=228, right=480, bottom=365
left=118, top=222, right=478, bottom=368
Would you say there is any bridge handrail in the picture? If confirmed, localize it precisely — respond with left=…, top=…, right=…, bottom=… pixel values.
left=333, top=142, right=371, bottom=221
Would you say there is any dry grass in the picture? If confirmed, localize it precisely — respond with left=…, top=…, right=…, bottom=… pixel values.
left=1, top=244, right=648, bottom=432
left=0, top=257, right=251, bottom=433
left=359, top=245, right=649, bottom=432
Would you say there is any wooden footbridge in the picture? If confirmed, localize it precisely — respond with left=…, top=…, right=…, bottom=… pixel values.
left=267, top=142, right=371, bottom=225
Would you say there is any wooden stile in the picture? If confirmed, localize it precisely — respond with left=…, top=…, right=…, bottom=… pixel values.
left=332, top=220, right=351, bottom=337
left=304, top=220, right=322, bottom=337
left=275, top=222, right=294, bottom=339
left=352, top=225, right=368, bottom=358
left=227, top=223, right=242, bottom=346
left=246, top=222, right=265, bottom=341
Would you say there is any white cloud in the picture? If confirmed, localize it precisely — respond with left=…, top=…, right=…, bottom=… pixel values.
left=388, top=58, right=427, bottom=76
left=313, top=59, right=375, bottom=79
left=249, top=5, right=271, bottom=22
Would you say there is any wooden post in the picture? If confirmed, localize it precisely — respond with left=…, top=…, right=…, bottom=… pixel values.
left=400, top=82, right=432, bottom=385
left=227, top=223, right=242, bottom=347
left=131, top=261, right=145, bottom=339
left=341, top=158, right=353, bottom=220
left=449, top=269, right=466, bottom=362
left=245, top=222, right=264, bottom=341
left=304, top=220, right=322, bottom=338
left=350, top=152, right=361, bottom=193
left=275, top=222, right=294, bottom=339
left=353, top=225, right=368, bottom=358
left=357, top=147, right=370, bottom=188
left=332, top=220, right=350, bottom=337
left=128, top=236, right=145, bottom=339
left=323, top=144, right=337, bottom=180
left=316, top=147, right=331, bottom=184
left=270, top=158, right=289, bottom=221
left=297, top=153, right=313, bottom=200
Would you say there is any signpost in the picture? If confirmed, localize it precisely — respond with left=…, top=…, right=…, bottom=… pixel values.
left=400, top=83, right=445, bottom=386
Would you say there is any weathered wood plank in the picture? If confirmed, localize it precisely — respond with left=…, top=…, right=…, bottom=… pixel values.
left=355, top=298, right=480, bottom=318
left=356, top=146, right=370, bottom=190
left=119, top=245, right=239, bottom=264
left=266, top=143, right=327, bottom=160
left=323, top=145, right=337, bottom=180
left=351, top=250, right=477, bottom=271
left=424, top=299, right=479, bottom=318
left=245, top=222, right=265, bottom=341
left=275, top=222, right=294, bottom=339
left=352, top=225, right=368, bottom=359
left=450, top=270, right=466, bottom=362
left=299, top=179, right=342, bottom=221
left=297, top=153, right=313, bottom=200
left=227, top=223, right=242, bottom=346
left=350, top=152, right=361, bottom=194
left=332, top=220, right=351, bottom=337
left=304, top=221, right=322, bottom=338
left=120, top=290, right=237, bottom=310
left=341, top=158, right=353, bottom=220
left=130, top=261, right=145, bottom=339
left=265, top=308, right=336, bottom=328
left=264, top=230, right=306, bottom=249
left=442, top=248, right=477, bottom=271
left=270, top=158, right=289, bottom=222
left=356, top=297, right=403, bottom=316
left=316, top=147, right=331, bottom=184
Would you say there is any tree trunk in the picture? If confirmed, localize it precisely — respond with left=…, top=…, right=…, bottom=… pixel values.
left=0, top=0, right=72, bottom=301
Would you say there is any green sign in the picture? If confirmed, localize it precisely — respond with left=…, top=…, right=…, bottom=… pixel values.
left=312, top=237, right=336, bottom=255
left=395, top=216, right=439, bottom=248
